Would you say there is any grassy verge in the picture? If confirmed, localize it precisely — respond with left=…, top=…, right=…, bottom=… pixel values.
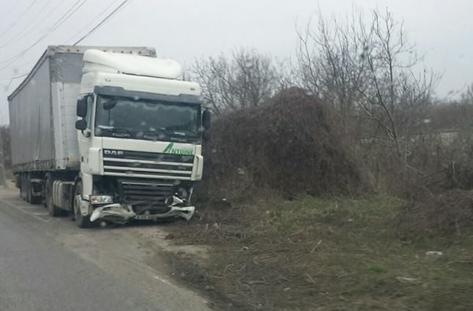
left=164, top=195, right=473, bottom=311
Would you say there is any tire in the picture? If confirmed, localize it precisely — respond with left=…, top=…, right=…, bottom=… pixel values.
left=46, top=176, right=62, bottom=217
left=26, top=175, right=41, bottom=205
left=22, top=175, right=29, bottom=201
left=73, top=181, right=91, bottom=228
left=25, top=176, right=31, bottom=203
left=19, top=175, right=26, bottom=200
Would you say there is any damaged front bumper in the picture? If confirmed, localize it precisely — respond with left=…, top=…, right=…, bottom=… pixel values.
left=89, top=196, right=195, bottom=223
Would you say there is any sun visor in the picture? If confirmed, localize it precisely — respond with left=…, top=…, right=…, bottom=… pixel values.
left=82, top=49, right=183, bottom=80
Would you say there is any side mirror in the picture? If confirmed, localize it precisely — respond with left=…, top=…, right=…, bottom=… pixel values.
left=75, top=119, right=87, bottom=131
left=77, top=97, right=88, bottom=118
left=202, top=110, right=211, bottom=130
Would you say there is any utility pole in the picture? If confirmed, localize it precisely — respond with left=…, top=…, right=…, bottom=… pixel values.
left=0, top=130, right=7, bottom=187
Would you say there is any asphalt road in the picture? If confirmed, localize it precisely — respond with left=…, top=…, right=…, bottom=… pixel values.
left=0, top=187, right=211, bottom=311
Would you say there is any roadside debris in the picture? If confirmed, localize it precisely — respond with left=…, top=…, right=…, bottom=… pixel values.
left=397, top=277, right=422, bottom=284
left=425, top=251, right=443, bottom=257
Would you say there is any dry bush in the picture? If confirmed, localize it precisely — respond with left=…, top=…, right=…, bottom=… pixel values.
left=337, top=105, right=473, bottom=197
left=398, top=189, right=473, bottom=238
left=198, top=88, right=362, bottom=202
left=0, top=126, right=11, bottom=170
left=386, top=101, right=473, bottom=237
left=401, top=129, right=473, bottom=196
left=395, top=130, right=473, bottom=238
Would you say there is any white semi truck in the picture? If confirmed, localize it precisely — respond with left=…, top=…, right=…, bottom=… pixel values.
left=8, top=45, right=210, bottom=228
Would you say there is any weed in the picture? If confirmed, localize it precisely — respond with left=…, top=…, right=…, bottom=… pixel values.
left=366, top=265, right=387, bottom=274
left=164, top=195, right=473, bottom=311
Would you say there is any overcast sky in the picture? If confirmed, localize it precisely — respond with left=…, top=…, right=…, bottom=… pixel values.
left=0, top=0, right=472, bottom=124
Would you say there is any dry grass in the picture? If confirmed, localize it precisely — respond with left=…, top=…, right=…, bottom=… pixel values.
left=398, top=189, right=473, bottom=239
left=164, top=195, right=473, bottom=311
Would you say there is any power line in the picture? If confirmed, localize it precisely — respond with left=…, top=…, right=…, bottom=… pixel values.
left=0, top=0, right=40, bottom=40
left=1, top=73, right=27, bottom=93
left=65, top=0, right=120, bottom=44
left=0, top=61, right=35, bottom=79
left=0, top=0, right=89, bottom=69
left=0, top=0, right=131, bottom=81
left=0, top=73, right=28, bottom=80
left=9, top=61, right=37, bottom=70
left=0, top=0, right=59, bottom=49
left=0, top=0, right=84, bottom=65
left=0, top=1, right=21, bottom=22
left=48, top=0, right=88, bottom=33
left=73, top=0, right=131, bottom=46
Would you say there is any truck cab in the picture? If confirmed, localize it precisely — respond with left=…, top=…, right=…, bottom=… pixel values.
left=70, top=49, right=210, bottom=227
left=9, top=46, right=210, bottom=228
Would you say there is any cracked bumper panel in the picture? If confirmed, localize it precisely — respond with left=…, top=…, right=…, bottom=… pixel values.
left=90, top=204, right=134, bottom=222
left=135, top=205, right=195, bottom=221
left=90, top=203, right=195, bottom=223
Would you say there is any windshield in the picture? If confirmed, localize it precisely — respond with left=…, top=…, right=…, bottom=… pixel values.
left=94, top=95, right=201, bottom=142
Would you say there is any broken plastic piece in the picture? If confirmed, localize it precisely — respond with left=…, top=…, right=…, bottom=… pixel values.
left=89, top=197, right=195, bottom=223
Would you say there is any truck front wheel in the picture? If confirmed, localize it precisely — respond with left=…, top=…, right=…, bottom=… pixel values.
left=73, top=181, right=91, bottom=228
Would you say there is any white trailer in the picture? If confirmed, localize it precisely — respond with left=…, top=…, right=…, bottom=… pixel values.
left=8, top=45, right=210, bottom=228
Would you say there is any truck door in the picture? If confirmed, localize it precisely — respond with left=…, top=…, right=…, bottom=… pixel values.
left=78, top=95, right=94, bottom=172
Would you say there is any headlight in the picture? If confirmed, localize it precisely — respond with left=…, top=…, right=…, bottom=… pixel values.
left=90, top=195, right=113, bottom=204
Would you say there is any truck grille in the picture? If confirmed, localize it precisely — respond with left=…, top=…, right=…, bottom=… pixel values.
left=103, top=149, right=193, bottom=180
left=118, top=179, right=175, bottom=212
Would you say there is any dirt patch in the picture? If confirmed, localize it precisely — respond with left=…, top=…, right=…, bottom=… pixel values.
left=164, top=200, right=320, bottom=311
left=133, top=225, right=211, bottom=260
left=161, top=196, right=473, bottom=311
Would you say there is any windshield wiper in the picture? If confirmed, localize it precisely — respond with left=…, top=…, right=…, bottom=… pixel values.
left=97, top=127, right=133, bottom=138
left=138, top=129, right=164, bottom=141
left=139, top=129, right=192, bottom=142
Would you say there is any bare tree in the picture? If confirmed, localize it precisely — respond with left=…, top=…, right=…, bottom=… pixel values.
left=297, top=9, right=439, bottom=156
left=460, top=83, right=473, bottom=104
left=193, top=48, right=280, bottom=114
left=295, top=9, right=443, bottom=194
left=296, top=13, right=367, bottom=112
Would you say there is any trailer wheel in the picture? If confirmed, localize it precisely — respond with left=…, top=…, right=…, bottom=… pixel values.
left=46, top=175, right=61, bottom=217
left=26, top=175, right=41, bottom=205
left=23, top=174, right=30, bottom=201
left=25, top=175, right=31, bottom=203
left=19, top=174, right=26, bottom=200
left=73, top=181, right=91, bottom=228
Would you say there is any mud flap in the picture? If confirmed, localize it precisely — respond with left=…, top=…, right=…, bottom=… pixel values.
left=76, top=194, right=92, bottom=216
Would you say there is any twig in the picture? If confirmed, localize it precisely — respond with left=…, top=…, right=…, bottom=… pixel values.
left=310, top=240, right=323, bottom=253
left=305, top=273, right=316, bottom=284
